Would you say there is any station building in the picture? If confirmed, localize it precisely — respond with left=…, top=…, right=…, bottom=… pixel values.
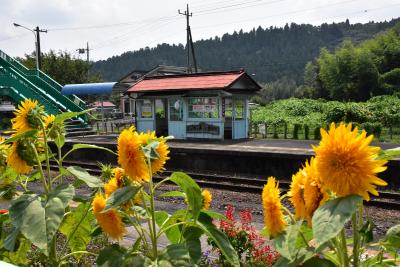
left=126, top=70, right=261, bottom=140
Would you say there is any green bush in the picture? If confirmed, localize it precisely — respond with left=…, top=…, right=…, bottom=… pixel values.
left=314, top=126, right=321, bottom=140
left=293, top=124, right=301, bottom=139
left=304, top=125, right=310, bottom=140
left=362, top=122, right=382, bottom=138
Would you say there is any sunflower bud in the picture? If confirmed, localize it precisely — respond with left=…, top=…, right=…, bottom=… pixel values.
left=100, top=163, right=113, bottom=181
left=48, top=121, right=65, bottom=140
left=16, top=138, right=38, bottom=166
left=26, top=105, right=45, bottom=130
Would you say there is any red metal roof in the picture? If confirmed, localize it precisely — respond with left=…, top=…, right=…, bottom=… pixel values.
left=127, top=71, right=247, bottom=93
left=92, top=101, right=115, bottom=107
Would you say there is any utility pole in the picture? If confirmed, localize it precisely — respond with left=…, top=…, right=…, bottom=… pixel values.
left=77, top=42, right=90, bottom=80
left=34, top=27, right=47, bottom=70
left=178, top=4, right=198, bottom=73
left=14, top=23, right=47, bottom=71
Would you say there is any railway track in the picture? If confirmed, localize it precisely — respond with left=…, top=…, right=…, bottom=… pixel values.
left=50, top=160, right=400, bottom=210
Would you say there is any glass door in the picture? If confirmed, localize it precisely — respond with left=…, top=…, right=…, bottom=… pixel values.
left=224, top=98, right=233, bottom=139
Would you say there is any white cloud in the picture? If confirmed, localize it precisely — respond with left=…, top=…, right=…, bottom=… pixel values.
left=0, top=0, right=399, bottom=60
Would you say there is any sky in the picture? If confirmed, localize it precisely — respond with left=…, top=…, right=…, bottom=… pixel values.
left=0, top=0, right=399, bottom=61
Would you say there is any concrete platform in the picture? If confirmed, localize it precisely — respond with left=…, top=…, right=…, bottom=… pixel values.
left=66, top=135, right=400, bottom=154
left=58, top=135, right=400, bottom=189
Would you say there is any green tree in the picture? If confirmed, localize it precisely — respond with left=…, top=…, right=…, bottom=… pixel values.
left=18, top=50, right=102, bottom=85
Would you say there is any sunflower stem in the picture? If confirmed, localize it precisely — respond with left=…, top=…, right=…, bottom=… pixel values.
left=127, top=214, right=150, bottom=251
left=147, top=158, right=158, bottom=260
left=57, top=133, right=63, bottom=184
left=40, top=122, right=52, bottom=190
left=340, top=228, right=350, bottom=267
left=32, top=143, right=49, bottom=193
left=352, top=212, right=360, bottom=267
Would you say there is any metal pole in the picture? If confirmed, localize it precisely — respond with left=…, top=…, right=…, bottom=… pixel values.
left=188, top=27, right=198, bottom=73
left=35, top=27, right=41, bottom=70
left=86, top=42, right=90, bottom=80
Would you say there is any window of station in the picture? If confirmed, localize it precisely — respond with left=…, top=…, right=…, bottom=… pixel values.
left=224, top=98, right=233, bottom=118
left=234, top=99, right=244, bottom=120
left=169, top=99, right=183, bottom=121
left=188, top=97, right=219, bottom=119
left=155, top=99, right=165, bottom=119
left=140, top=100, right=153, bottom=118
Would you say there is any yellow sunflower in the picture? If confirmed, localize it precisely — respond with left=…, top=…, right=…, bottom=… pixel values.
left=302, top=158, right=329, bottom=225
left=43, top=114, right=55, bottom=129
left=92, top=193, right=126, bottom=240
left=104, top=167, right=141, bottom=207
left=288, top=169, right=307, bottom=220
left=7, top=141, right=33, bottom=174
left=0, top=138, right=10, bottom=169
left=117, top=127, right=149, bottom=182
left=138, top=131, right=170, bottom=174
left=201, top=189, right=212, bottom=210
left=262, top=177, right=287, bottom=237
left=313, top=123, right=388, bottom=201
left=12, top=99, right=43, bottom=133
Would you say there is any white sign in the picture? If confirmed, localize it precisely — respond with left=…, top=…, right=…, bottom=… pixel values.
left=192, top=104, right=217, bottom=113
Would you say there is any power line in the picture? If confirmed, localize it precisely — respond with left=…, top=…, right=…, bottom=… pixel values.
left=192, top=0, right=391, bottom=30
left=91, top=18, right=180, bottom=50
left=196, top=0, right=284, bottom=15
left=47, top=15, right=180, bottom=32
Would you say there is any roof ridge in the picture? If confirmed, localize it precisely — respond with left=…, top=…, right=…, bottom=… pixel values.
left=142, top=69, right=244, bottom=80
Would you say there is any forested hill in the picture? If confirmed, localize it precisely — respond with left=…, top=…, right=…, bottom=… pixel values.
left=91, top=18, right=400, bottom=83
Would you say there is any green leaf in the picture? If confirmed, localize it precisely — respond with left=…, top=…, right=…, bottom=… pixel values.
left=377, top=147, right=400, bottom=160
left=4, top=227, right=19, bottom=251
left=54, top=132, right=65, bottom=148
left=275, top=223, right=303, bottom=261
left=54, top=109, right=91, bottom=124
left=160, top=191, right=186, bottom=198
left=155, top=211, right=181, bottom=244
left=59, top=203, right=94, bottom=260
left=103, top=186, right=141, bottom=212
left=97, top=244, right=127, bottom=267
left=360, top=219, right=375, bottom=244
left=131, top=205, right=148, bottom=218
left=5, top=238, right=31, bottom=265
left=2, top=130, right=38, bottom=144
left=122, top=255, right=147, bottom=267
left=8, top=184, right=74, bottom=254
left=158, top=244, right=191, bottom=267
left=384, top=224, right=400, bottom=248
left=296, top=223, right=313, bottom=248
left=312, top=195, right=362, bottom=246
left=142, top=140, right=160, bottom=160
left=197, top=212, right=239, bottom=267
left=202, top=210, right=226, bottom=220
left=169, top=172, right=202, bottom=220
left=67, top=166, right=104, bottom=188
left=183, top=226, right=203, bottom=265
left=63, top=143, right=116, bottom=160
left=302, top=257, right=336, bottom=267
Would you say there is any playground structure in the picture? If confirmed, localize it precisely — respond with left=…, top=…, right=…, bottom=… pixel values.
left=0, top=49, right=87, bottom=124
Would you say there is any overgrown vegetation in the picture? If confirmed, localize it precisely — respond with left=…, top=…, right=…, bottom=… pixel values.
left=251, top=96, right=400, bottom=141
left=297, top=23, right=400, bottom=101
